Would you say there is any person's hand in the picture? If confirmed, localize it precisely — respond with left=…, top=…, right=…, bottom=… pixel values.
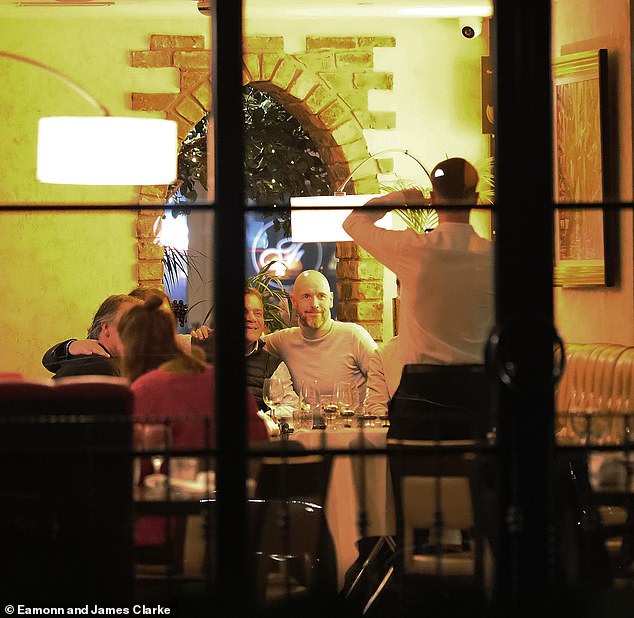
left=364, top=188, right=428, bottom=211
left=68, top=339, right=109, bottom=357
left=191, top=325, right=213, bottom=340
left=399, top=188, right=429, bottom=206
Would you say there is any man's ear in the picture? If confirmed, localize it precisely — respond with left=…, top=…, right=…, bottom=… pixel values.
left=328, top=292, right=334, bottom=308
left=100, top=322, right=111, bottom=339
left=289, top=293, right=297, bottom=309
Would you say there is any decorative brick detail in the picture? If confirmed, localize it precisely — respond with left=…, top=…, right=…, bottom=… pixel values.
left=270, top=57, right=299, bottom=90
left=175, top=96, right=206, bottom=124
left=131, top=92, right=178, bottom=112
left=360, top=322, right=383, bottom=341
left=359, top=36, right=396, bottom=48
left=136, top=212, right=162, bottom=239
left=130, top=33, right=397, bottom=339
left=335, top=50, right=373, bottom=69
left=330, top=119, right=365, bottom=146
left=138, top=240, right=165, bottom=261
left=243, top=53, right=262, bottom=82
left=193, top=82, right=211, bottom=111
left=337, top=280, right=383, bottom=300
left=306, top=37, right=358, bottom=51
left=318, top=99, right=353, bottom=130
left=295, top=51, right=336, bottom=72
left=180, top=70, right=208, bottom=91
left=244, top=36, right=285, bottom=53
left=151, top=35, right=205, bottom=50
left=353, top=71, right=393, bottom=90
left=336, top=258, right=383, bottom=281
left=173, top=50, right=210, bottom=69
left=130, top=50, right=172, bottom=68
left=337, top=300, right=384, bottom=322
left=335, top=242, right=375, bottom=260
left=138, top=261, right=164, bottom=282
left=355, top=110, right=397, bottom=130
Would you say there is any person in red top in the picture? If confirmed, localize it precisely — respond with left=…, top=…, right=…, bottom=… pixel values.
left=117, top=294, right=267, bottom=558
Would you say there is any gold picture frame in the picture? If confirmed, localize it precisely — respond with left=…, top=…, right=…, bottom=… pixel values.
left=553, top=49, right=614, bottom=287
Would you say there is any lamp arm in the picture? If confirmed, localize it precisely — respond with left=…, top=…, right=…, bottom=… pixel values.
left=0, top=51, right=110, bottom=116
left=336, top=147, right=432, bottom=195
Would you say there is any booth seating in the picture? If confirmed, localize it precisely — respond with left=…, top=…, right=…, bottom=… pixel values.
left=0, top=376, right=134, bottom=603
left=554, top=343, right=634, bottom=587
left=555, top=342, right=634, bottom=416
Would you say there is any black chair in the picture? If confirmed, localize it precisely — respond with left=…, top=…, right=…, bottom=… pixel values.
left=0, top=377, right=134, bottom=603
left=385, top=364, right=495, bottom=614
left=252, top=439, right=337, bottom=603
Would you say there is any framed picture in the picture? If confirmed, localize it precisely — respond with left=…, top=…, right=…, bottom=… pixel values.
left=553, top=48, right=615, bottom=287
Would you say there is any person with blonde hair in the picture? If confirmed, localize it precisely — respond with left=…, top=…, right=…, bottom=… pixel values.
left=118, top=294, right=267, bottom=557
left=117, top=294, right=266, bottom=445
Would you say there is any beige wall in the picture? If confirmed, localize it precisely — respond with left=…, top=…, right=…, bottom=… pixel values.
left=553, top=0, right=634, bottom=344
left=0, top=6, right=210, bottom=378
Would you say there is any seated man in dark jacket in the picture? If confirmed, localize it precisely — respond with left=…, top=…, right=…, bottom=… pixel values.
left=42, top=294, right=140, bottom=379
left=191, top=287, right=297, bottom=414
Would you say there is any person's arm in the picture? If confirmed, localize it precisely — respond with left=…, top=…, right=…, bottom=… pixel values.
left=363, top=347, right=390, bottom=418
left=42, top=339, right=111, bottom=373
left=42, top=339, right=76, bottom=373
left=342, top=189, right=427, bottom=269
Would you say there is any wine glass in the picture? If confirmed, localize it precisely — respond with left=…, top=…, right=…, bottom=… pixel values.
left=335, top=381, right=356, bottom=428
left=567, top=390, right=589, bottom=445
left=263, top=377, right=284, bottom=424
left=587, top=394, right=609, bottom=445
left=300, top=379, right=321, bottom=429
left=143, top=424, right=171, bottom=475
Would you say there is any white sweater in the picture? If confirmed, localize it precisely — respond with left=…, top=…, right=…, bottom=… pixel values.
left=264, top=320, right=377, bottom=404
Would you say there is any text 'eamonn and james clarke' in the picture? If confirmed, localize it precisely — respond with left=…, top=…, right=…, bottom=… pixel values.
left=11, top=607, right=170, bottom=615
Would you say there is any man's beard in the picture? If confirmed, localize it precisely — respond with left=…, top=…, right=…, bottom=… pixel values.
left=299, top=311, right=327, bottom=329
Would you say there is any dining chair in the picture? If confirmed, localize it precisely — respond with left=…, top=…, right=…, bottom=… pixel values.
left=252, top=439, right=337, bottom=603
left=0, top=376, right=134, bottom=602
left=384, top=364, right=495, bottom=613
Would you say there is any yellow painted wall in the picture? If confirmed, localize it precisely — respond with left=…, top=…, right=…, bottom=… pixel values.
left=0, top=4, right=210, bottom=378
left=553, top=0, right=634, bottom=345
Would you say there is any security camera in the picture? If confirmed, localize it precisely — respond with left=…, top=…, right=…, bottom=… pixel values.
left=459, top=17, right=483, bottom=39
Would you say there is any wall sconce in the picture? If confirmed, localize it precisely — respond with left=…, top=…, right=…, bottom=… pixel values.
left=1, top=51, right=177, bottom=185
left=290, top=148, right=431, bottom=242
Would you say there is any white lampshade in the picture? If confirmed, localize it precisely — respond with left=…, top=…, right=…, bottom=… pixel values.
left=290, top=194, right=392, bottom=242
left=37, top=116, right=178, bottom=185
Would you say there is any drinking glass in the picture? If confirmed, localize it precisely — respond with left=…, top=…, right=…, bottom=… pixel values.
left=568, top=390, right=589, bottom=445
left=263, top=377, right=284, bottom=423
left=300, top=379, right=322, bottom=429
left=587, top=394, right=609, bottom=445
left=142, top=423, right=172, bottom=475
left=321, top=392, right=340, bottom=430
left=335, top=381, right=356, bottom=428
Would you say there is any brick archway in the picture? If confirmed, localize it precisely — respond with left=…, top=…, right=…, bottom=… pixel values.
left=131, top=34, right=395, bottom=339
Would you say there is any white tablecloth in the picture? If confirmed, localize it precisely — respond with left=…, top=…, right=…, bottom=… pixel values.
left=291, top=427, right=394, bottom=588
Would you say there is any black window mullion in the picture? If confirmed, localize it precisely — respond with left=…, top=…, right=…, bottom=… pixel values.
left=493, top=0, right=556, bottom=611
left=212, top=0, right=251, bottom=611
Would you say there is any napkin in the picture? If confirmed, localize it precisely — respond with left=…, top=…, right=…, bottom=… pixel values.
left=257, top=410, right=280, bottom=437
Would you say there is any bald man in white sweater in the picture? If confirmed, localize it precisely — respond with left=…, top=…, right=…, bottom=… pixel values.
left=264, top=270, right=377, bottom=404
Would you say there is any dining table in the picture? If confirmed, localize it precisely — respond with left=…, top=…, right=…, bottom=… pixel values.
left=289, top=425, right=395, bottom=589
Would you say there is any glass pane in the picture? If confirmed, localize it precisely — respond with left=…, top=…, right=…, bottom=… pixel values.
left=242, top=0, right=498, bottom=610
left=0, top=1, right=212, bottom=207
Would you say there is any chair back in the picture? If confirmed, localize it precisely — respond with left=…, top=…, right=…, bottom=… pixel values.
left=0, top=377, right=134, bottom=602
left=387, top=364, right=493, bottom=441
